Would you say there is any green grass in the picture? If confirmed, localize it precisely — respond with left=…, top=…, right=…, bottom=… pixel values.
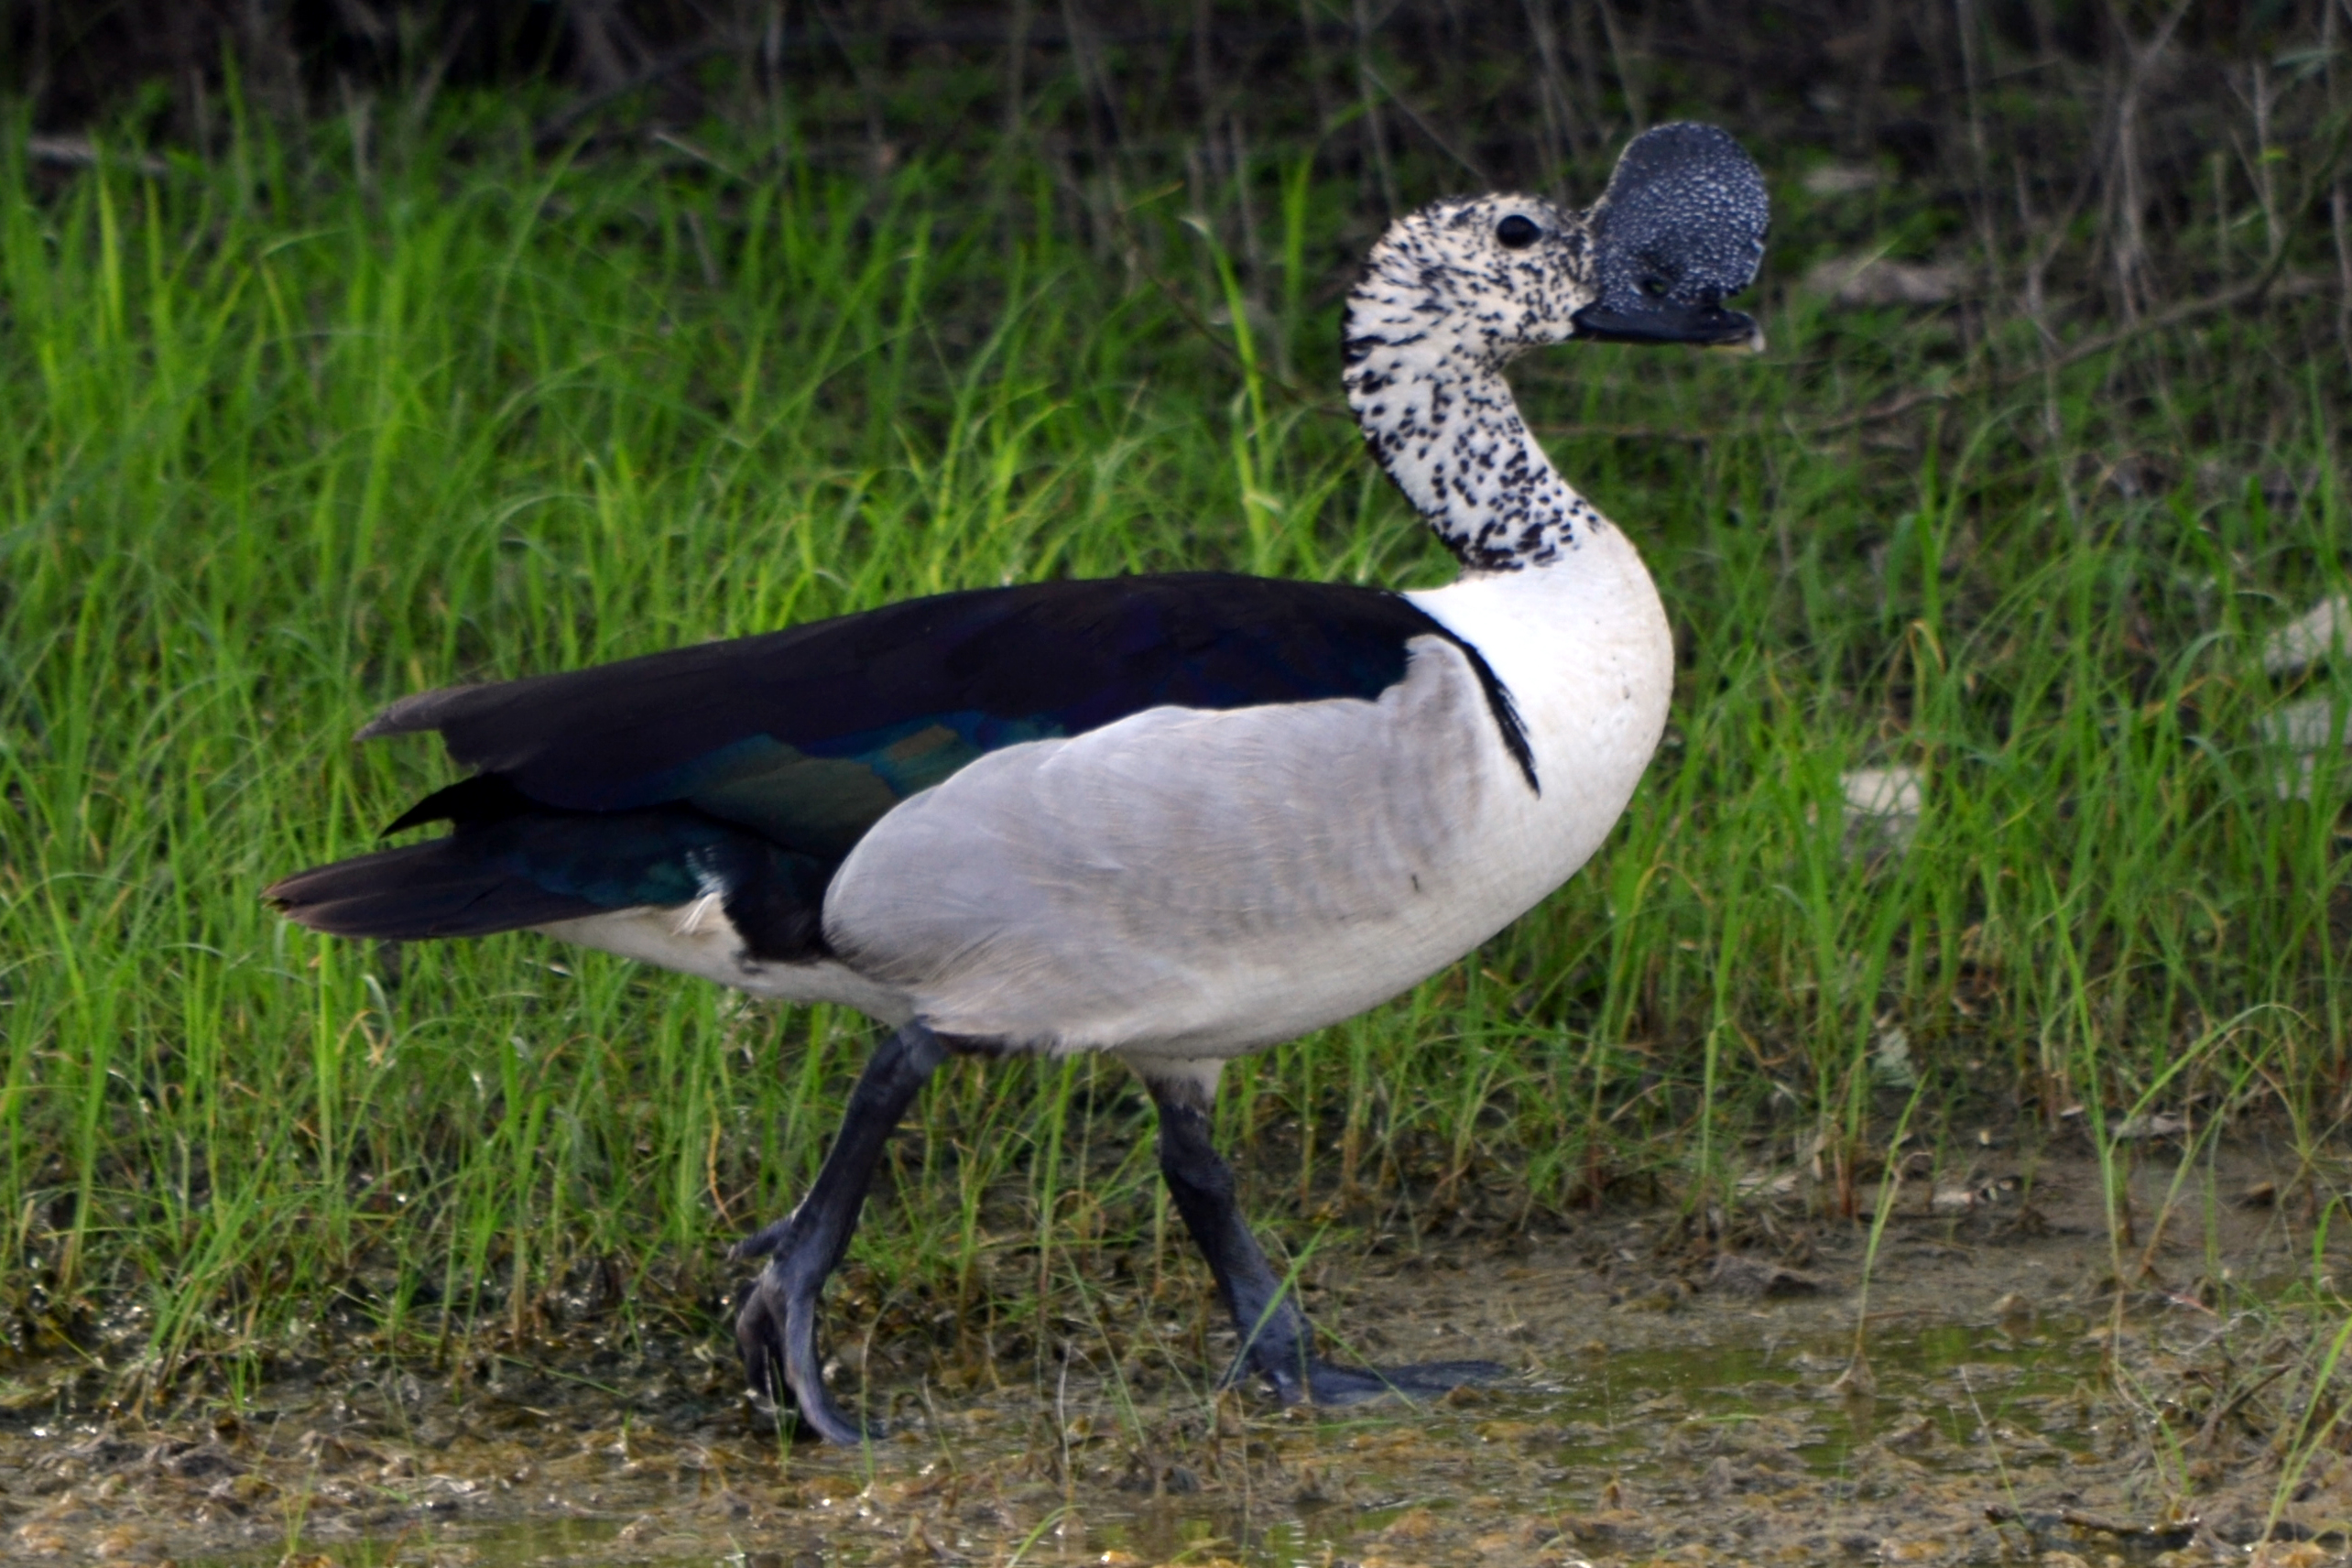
left=3, top=98, right=2348, bottom=1400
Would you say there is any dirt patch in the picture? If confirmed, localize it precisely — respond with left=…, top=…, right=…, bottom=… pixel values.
left=5, top=1145, right=2351, bottom=1566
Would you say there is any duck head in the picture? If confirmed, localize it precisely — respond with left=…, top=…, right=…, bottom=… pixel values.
left=1343, top=121, right=1767, bottom=375
left=1341, top=122, right=1767, bottom=572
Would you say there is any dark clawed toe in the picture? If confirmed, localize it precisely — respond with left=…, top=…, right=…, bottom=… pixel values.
left=1298, top=1357, right=1508, bottom=1405
left=734, top=1270, right=791, bottom=1409
left=731, top=1260, right=884, bottom=1445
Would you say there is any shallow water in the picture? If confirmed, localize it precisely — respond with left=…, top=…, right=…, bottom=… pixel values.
left=38, top=1317, right=2276, bottom=1567
left=12, top=1149, right=2352, bottom=1566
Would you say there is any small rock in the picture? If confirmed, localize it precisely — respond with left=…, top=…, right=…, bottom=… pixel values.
left=1382, top=1507, right=1443, bottom=1542
left=1710, top=1254, right=1825, bottom=1299
left=1844, top=766, right=1924, bottom=856
left=1930, top=1182, right=1980, bottom=1214
left=2273, top=750, right=2330, bottom=801
left=2264, top=597, right=2352, bottom=675
left=169, top=1446, right=236, bottom=1480
left=2254, top=1544, right=2335, bottom=1568
left=1612, top=1280, right=1689, bottom=1313
left=295, top=1431, right=376, bottom=1470
left=1830, top=1356, right=1877, bottom=1399
left=2260, top=695, right=2352, bottom=800
left=1871, top=1023, right=1918, bottom=1087
left=2110, top=1112, right=2187, bottom=1141
left=1802, top=163, right=1885, bottom=196
left=1802, top=255, right=1965, bottom=306
left=2260, top=697, right=2347, bottom=752
left=91, top=1528, right=162, bottom=1562
left=1881, top=1413, right=1938, bottom=1451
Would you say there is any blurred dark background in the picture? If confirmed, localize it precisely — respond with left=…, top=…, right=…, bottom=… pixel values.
left=5, top=2, right=2348, bottom=338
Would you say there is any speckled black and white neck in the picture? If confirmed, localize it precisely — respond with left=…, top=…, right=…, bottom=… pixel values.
left=1344, top=125, right=1768, bottom=574
left=1343, top=194, right=1604, bottom=573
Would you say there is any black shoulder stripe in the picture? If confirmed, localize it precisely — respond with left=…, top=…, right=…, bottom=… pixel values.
left=1425, top=626, right=1539, bottom=795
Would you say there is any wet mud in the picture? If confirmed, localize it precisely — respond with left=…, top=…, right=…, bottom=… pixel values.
left=6, top=1147, right=2351, bottom=1566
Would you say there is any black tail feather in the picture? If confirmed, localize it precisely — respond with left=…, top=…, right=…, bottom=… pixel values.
left=265, top=840, right=605, bottom=941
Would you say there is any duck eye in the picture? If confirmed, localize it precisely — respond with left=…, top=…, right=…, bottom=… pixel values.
left=1495, top=214, right=1541, bottom=249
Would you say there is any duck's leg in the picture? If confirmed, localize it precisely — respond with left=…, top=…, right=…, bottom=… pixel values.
left=733, top=1019, right=948, bottom=1443
left=1139, top=1060, right=1505, bottom=1406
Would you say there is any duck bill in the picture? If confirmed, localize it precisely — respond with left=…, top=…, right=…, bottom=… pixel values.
left=1572, top=301, right=1762, bottom=350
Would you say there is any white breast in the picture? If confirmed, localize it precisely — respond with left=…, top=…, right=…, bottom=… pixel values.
left=820, top=537, right=1672, bottom=1061
left=1405, top=524, right=1676, bottom=898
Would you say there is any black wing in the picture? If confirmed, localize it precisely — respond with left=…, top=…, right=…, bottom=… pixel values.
left=267, top=572, right=1530, bottom=963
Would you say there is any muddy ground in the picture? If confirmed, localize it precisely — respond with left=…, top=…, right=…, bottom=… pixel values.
left=6, top=1142, right=2352, bottom=1567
